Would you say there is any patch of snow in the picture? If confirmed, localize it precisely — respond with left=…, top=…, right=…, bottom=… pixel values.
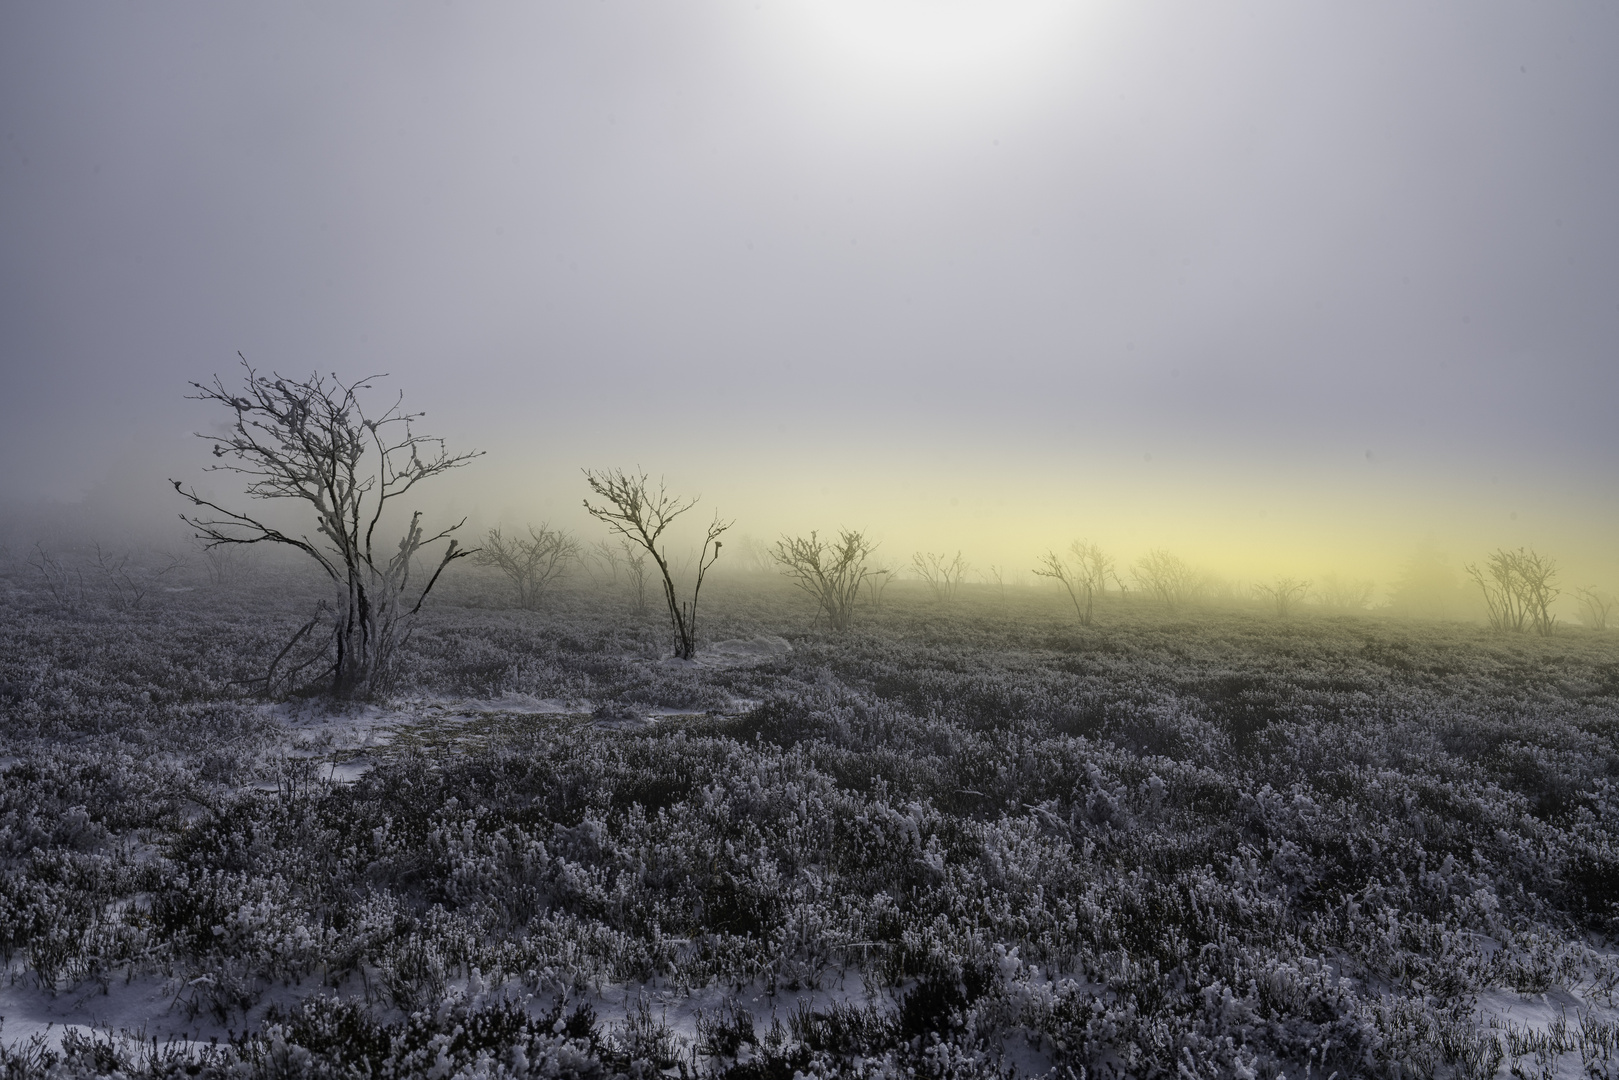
left=683, top=636, right=792, bottom=669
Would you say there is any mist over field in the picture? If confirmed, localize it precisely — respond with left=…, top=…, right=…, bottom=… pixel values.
left=2, top=3, right=1618, bottom=1078
left=2, top=2, right=1617, bottom=584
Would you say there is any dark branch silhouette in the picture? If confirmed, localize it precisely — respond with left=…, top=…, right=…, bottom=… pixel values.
left=582, top=467, right=730, bottom=660
left=171, top=355, right=481, bottom=698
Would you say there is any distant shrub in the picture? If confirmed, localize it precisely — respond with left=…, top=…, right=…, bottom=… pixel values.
left=772, top=528, right=885, bottom=632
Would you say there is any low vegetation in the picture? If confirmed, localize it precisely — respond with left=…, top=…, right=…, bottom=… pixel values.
left=0, top=556, right=1615, bottom=1078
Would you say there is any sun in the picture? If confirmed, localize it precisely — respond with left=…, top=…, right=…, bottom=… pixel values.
left=798, top=0, right=1073, bottom=78
left=750, top=0, right=1100, bottom=129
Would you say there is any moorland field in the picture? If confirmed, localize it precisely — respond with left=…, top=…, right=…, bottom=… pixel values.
left=0, top=558, right=1616, bottom=1078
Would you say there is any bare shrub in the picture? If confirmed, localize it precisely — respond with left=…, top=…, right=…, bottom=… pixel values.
left=732, top=535, right=777, bottom=576
left=28, top=543, right=182, bottom=612
left=586, top=538, right=622, bottom=586
left=1132, top=549, right=1203, bottom=612
left=1313, top=572, right=1375, bottom=612
left=622, top=540, right=651, bottom=616
left=172, top=357, right=481, bottom=699
left=1252, top=576, right=1311, bottom=617
left=911, top=550, right=970, bottom=603
left=27, top=543, right=84, bottom=613
left=1466, top=547, right=1560, bottom=636
left=866, top=555, right=898, bottom=611
left=583, top=468, right=730, bottom=660
left=1575, top=586, right=1613, bottom=630
left=475, top=524, right=579, bottom=610
left=772, top=528, right=885, bottom=632
left=1033, top=540, right=1113, bottom=626
left=194, top=537, right=256, bottom=587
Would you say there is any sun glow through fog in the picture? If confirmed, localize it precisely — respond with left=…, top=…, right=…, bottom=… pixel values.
left=754, top=0, right=1100, bottom=128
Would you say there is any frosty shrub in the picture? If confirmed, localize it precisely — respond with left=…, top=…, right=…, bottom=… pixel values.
left=172, top=357, right=481, bottom=698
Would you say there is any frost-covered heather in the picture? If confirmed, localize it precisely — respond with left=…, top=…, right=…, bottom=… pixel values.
left=1, top=561, right=1616, bottom=1078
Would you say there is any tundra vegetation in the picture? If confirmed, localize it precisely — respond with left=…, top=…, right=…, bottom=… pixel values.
left=2, top=372, right=1615, bottom=1077
left=1, top=543, right=1616, bottom=1079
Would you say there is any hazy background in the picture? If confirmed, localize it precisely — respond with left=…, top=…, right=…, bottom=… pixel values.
left=3, top=1, right=1616, bottom=591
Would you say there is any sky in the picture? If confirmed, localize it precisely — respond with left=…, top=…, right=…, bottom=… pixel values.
left=2, top=1, right=1616, bottom=586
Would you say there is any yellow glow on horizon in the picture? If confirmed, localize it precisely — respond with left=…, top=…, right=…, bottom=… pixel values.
left=455, top=446, right=1619, bottom=614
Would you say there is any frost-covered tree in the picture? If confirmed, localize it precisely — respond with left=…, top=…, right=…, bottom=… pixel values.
left=172, top=357, right=480, bottom=699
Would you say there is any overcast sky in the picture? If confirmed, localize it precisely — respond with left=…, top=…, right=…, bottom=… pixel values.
left=2, top=2, right=1615, bottom=575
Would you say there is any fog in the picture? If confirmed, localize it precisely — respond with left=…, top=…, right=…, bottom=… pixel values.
left=3, top=2, right=1616, bottom=593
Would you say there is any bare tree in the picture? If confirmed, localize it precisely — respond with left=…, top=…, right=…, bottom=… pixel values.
left=1033, top=551, right=1094, bottom=626
left=1516, top=549, right=1560, bottom=637
left=28, top=543, right=84, bottom=614
left=1033, top=539, right=1113, bottom=626
left=586, top=538, right=623, bottom=587
left=172, top=357, right=481, bottom=699
left=1069, top=540, right=1114, bottom=598
left=1252, top=576, right=1311, bottom=617
left=772, top=529, right=885, bottom=632
left=866, top=555, right=898, bottom=611
left=981, top=564, right=1007, bottom=601
left=582, top=468, right=730, bottom=660
left=1312, top=572, right=1375, bottom=612
left=622, top=539, right=651, bottom=616
left=89, top=544, right=183, bottom=611
left=476, top=524, right=580, bottom=610
left=194, top=536, right=255, bottom=588
left=1466, top=552, right=1528, bottom=632
left=1132, top=549, right=1202, bottom=612
left=1465, top=547, right=1559, bottom=636
left=732, top=534, right=777, bottom=576
left=28, top=543, right=183, bottom=612
left=1575, top=586, right=1614, bottom=630
left=912, top=550, right=970, bottom=603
